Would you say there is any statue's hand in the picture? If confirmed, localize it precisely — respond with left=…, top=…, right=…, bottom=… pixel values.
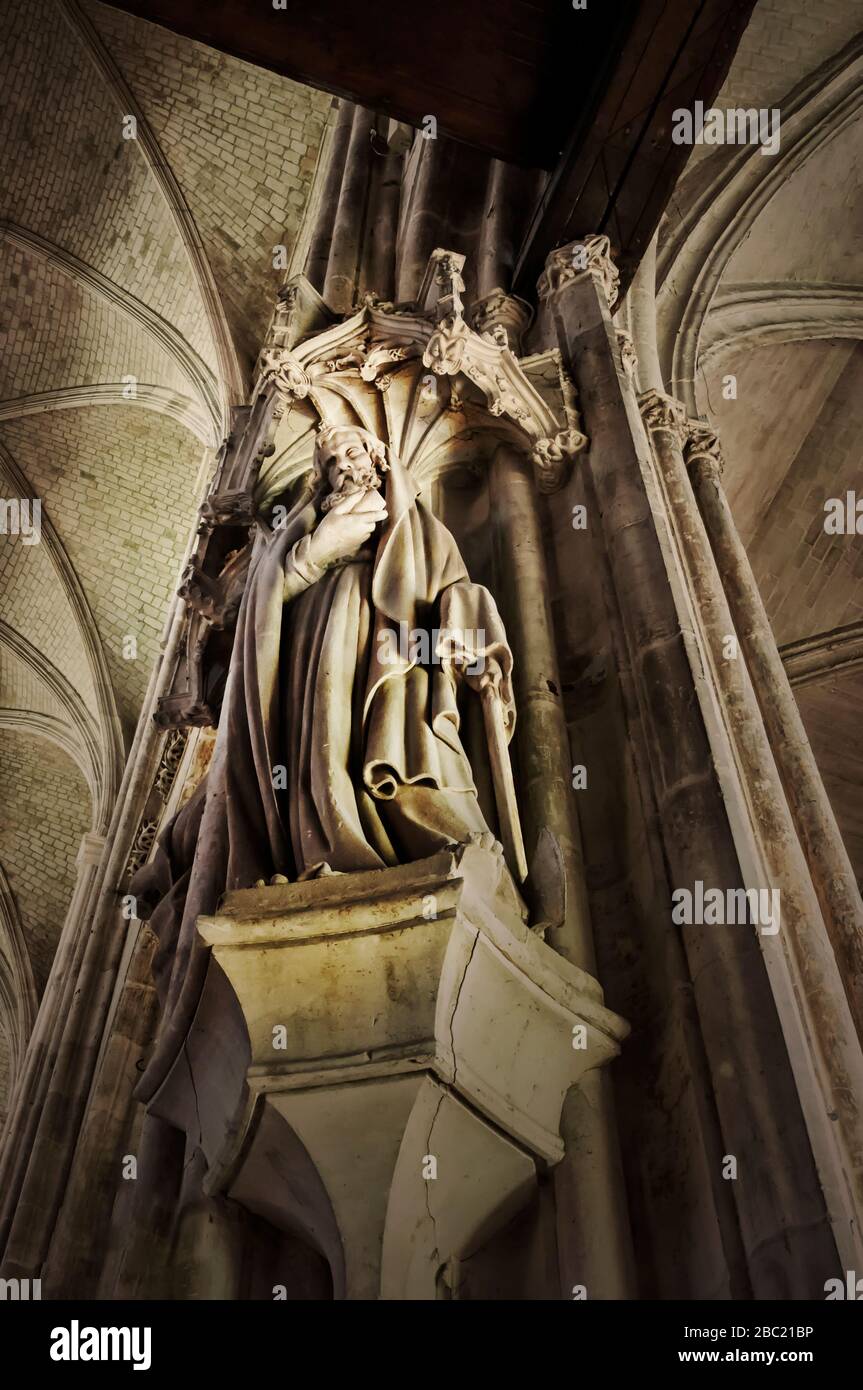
left=463, top=655, right=503, bottom=694
left=307, top=489, right=388, bottom=569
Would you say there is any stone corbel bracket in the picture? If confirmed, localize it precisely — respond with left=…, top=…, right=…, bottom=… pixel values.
left=194, top=845, right=628, bottom=1298
left=519, top=348, right=590, bottom=492
left=530, top=426, right=589, bottom=494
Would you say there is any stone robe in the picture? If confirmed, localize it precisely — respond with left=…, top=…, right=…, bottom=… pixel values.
left=132, top=453, right=514, bottom=1099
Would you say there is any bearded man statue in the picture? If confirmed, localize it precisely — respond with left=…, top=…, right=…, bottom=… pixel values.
left=132, top=425, right=517, bottom=1051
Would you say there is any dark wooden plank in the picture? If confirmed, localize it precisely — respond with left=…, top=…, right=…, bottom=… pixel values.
left=513, top=0, right=758, bottom=298
left=103, top=0, right=610, bottom=168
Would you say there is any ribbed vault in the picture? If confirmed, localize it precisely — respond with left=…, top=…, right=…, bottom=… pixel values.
left=657, top=0, right=863, bottom=886
left=0, top=0, right=330, bottom=1115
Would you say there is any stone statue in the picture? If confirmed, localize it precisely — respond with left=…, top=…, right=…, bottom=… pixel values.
left=132, top=424, right=517, bottom=1020
left=274, top=424, right=514, bottom=873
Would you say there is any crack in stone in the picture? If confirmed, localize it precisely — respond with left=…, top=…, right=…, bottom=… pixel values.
left=423, top=927, right=480, bottom=1288
left=423, top=1088, right=446, bottom=1269
left=448, top=928, right=479, bottom=1095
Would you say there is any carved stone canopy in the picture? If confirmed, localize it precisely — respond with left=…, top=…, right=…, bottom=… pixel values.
left=252, top=250, right=587, bottom=495
left=156, top=250, right=591, bottom=730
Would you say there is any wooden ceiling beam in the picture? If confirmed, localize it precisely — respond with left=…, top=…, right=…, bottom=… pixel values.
left=512, top=0, right=758, bottom=299
left=103, top=0, right=617, bottom=168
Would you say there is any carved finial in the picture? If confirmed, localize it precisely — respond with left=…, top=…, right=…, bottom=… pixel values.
left=254, top=348, right=311, bottom=404
left=537, top=235, right=620, bottom=309
left=434, top=253, right=466, bottom=317
left=418, top=248, right=467, bottom=320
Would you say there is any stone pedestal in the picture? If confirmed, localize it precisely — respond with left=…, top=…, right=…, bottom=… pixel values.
left=195, top=845, right=628, bottom=1299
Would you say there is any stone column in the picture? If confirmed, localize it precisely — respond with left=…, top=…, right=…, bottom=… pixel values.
left=322, top=107, right=375, bottom=313
left=538, top=236, right=843, bottom=1294
left=490, top=442, right=593, bottom=969
left=40, top=924, right=161, bottom=1296
left=640, top=392, right=863, bottom=1271
left=687, top=427, right=863, bottom=1043
left=490, top=443, right=635, bottom=1299
left=626, top=232, right=664, bottom=396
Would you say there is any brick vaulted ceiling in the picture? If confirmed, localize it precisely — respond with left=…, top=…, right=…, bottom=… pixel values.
left=0, top=0, right=331, bottom=1104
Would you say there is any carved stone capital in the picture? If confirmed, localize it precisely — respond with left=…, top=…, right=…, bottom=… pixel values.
left=537, top=234, right=620, bottom=309
left=468, top=289, right=533, bottom=355
left=531, top=427, right=589, bottom=493
left=684, top=421, right=724, bottom=482
left=638, top=389, right=688, bottom=444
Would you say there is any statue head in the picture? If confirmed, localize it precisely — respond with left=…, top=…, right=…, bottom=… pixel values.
left=313, top=426, right=389, bottom=511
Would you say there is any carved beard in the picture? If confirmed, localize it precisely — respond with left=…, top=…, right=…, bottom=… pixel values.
left=320, top=457, right=383, bottom=512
